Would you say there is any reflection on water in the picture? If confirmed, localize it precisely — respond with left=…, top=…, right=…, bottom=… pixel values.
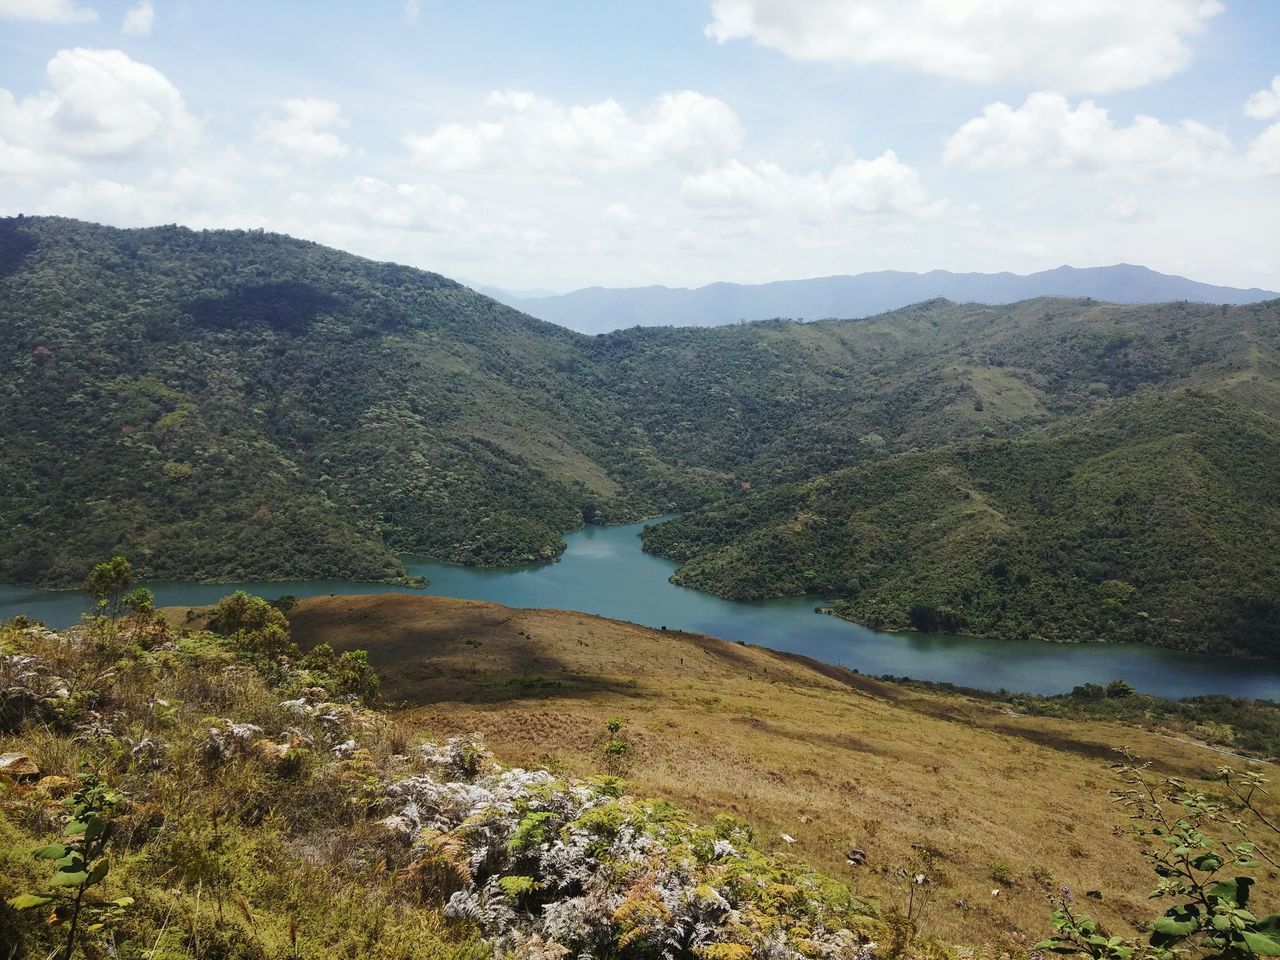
left=4, top=519, right=1279, bottom=699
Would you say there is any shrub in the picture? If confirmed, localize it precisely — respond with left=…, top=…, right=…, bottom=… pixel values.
left=300, top=643, right=379, bottom=704
left=1039, top=751, right=1280, bottom=959
left=209, top=591, right=294, bottom=658
left=1105, top=679, right=1135, bottom=699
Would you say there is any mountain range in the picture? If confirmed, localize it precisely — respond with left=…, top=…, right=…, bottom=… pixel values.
left=1, top=215, right=1277, bottom=654
left=492, top=264, right=1280, bottom=333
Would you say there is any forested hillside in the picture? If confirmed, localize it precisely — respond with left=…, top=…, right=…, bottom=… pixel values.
left=641, top=393, right=1280, bottom=655
left=2, top=216, right=1277, bottom=652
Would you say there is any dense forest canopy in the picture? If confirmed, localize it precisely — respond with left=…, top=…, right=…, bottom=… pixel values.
left=1, top=216, right=1277, bottom=653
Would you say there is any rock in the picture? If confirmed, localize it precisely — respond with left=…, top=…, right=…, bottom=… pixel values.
left=376, top=814, right=416, bottom=842
left=845, top=847, right=867, bottom=867
left=35, top=775, right=74, bottom=797
left=780, top=833, right=796, bottom=844
left=1086, top=890, right=1103, bottom=900
left=0, top=752, right=40, bottom=779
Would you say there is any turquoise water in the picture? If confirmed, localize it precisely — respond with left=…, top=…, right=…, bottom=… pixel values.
left=4, top=518, right=1279, bottom=699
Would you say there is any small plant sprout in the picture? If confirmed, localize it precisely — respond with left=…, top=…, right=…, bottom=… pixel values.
left=7, top=772, right=133, bottom=960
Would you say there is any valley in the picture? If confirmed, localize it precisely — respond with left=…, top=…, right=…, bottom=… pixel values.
left=2, top=216, right=1278, bottom=657
left=4, top=7, right=1279, bottom=959
left=6, top=519, right=1280, bottom=699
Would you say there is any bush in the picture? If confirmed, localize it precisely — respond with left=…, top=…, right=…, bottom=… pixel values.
left=1105, top=679, right=1135, bottom=699
left=300, top=643, right=379, bottom=704
left=209, top=591, right=294, bottom=658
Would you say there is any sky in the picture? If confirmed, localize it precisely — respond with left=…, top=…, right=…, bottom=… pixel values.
left=1, top=0, right=1278, bottom=294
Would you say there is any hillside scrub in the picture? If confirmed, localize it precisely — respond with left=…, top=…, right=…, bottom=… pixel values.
left=0, top=595, right=921, bottom=959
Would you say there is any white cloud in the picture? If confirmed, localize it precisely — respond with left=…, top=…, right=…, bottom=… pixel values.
left=599, top=201, right=640, bottom=240
left=293, top=176, right=470, bottom=232
left=404, top=89, right=743, bottom=176
left=1245, top=77, right=1280, bottom=121
left=705, top=0, right=1222, bottom=93
left=0, top=0, right=96, bottom=23
left=121, top=0, right=153, bottom=35
left=1249, top=124, right=1280, bottom=176
left=256, top=98, right=350, bottom=161
left=943, top=92, right=1235, bottom=179
left=0, top=48, right=197, bottom=174
left=1105, top=194, right=1143, bottom=222
left=403, top=0, right=419, bottom=23
left=681, top=152, right=937, bottom=221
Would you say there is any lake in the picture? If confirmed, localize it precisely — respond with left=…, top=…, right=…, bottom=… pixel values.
left=3, top=518, right=1279, bottom=699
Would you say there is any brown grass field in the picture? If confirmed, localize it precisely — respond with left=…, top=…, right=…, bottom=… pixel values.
left=285, top=593, right=1276, bottom=953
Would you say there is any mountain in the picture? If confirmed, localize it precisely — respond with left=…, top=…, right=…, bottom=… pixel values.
left=642, top=392, right=1280, bottom=656
left=492, top=264, right=1279, bottom=333
left=2, top=215, right=1278, bottom=655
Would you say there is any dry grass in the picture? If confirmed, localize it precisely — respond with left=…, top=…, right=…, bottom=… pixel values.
left=288, top=593, right=1279, bottom=954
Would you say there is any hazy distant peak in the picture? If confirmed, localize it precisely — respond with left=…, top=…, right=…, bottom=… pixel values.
left=487, top=264, right=1279, bottom=333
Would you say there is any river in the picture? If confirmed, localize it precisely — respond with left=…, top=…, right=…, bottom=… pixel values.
left=3, top=518, right=1279, bottom=699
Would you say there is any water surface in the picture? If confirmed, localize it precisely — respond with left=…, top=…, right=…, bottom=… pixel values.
left=4, top=519, right=1278, bottom=699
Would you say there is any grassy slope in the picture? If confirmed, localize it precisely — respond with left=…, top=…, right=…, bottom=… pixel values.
left=3, top=602, right=913, bottom=960
left=286, top=593, right=1280, bottom=952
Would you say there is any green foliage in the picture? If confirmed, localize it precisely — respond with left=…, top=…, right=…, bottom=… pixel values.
left=645, top=393, right=1280, bottom=655
left=1038, top=752, right=1280, bottom=959
left=83, top=556, right=134, bottom=620
left=0, top=605, right=489, bottom=959
left=1106, top=679, right=1136, bottom=699
left=496, top=875, right=540, bottom=899
left=209, top=590, right=294, bottom=657
left=1003, top=687, right=1280, bottom=759
left=299, top=642, right=379, bottom=704
left=507, top=811, right=558, bottom=853
left=7, top=773, right=133, bottom=959
left=600, top=715, right=631, bottom=773
left=121, top=586, right=155, bottom=618
left=2, top=217, right=1277, bottom=655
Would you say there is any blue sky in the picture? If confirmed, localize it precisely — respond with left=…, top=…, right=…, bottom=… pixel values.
left=1, top=0, right=1278, bottom=292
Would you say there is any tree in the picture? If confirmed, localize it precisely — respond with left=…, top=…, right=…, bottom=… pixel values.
left=120, top=587, right=160, bottom=642
left=1106, top=679, right=1136, bottom=699
left=83, top=558, right=134, bottom=622
left=209, top=591, right=294, bottom=657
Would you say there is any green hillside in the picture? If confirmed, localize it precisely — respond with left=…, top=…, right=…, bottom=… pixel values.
left=2, top=215, right=1278, bottom=654
left=641, top=392, right=1280, bottom=655
left=0, top=216, right=688, bottom=584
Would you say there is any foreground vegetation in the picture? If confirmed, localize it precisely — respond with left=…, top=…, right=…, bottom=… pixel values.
left=0, top=594, right=931, bottom=959
left=7, top=584, right=1280, bottom=957
left=3, top=216, right=1278, bottom=653
left=286, top=592, right=1280, bottom=951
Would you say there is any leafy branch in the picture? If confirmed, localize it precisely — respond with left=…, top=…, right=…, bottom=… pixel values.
left=7, top=773, right=134, bottom=959
left=1038, top=749, right=1280, bottom=959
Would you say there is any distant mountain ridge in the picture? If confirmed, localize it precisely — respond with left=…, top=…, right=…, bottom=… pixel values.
left=492, top=264, right=1279, bottom=333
